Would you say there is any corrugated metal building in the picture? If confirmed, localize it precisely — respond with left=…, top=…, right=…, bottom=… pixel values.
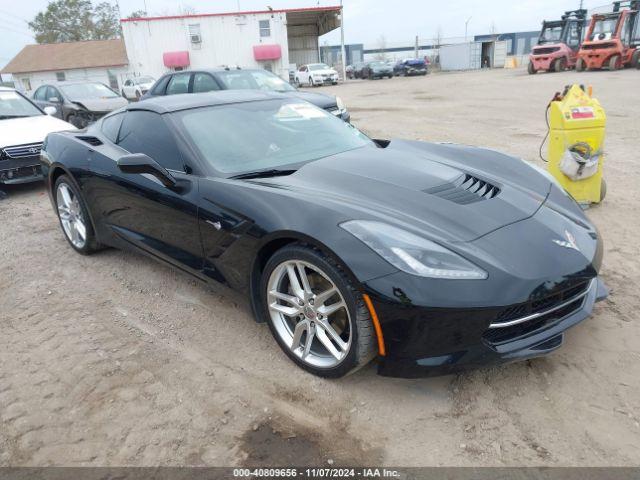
left=121, top=6, right=342, bottom=81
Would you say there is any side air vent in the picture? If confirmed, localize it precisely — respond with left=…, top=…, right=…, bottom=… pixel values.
left=77, top=136, right=103, bottom=146
left=424, top=174, right=500, bottom=205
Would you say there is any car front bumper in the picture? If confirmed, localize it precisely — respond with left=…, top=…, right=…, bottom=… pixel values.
left=0, top=156, right=43, bottom=185
left=370, top=277, right=607, bottom=378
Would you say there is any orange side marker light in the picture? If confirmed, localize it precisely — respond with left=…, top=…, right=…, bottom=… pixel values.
left=362, top=294, right=386, bottom=356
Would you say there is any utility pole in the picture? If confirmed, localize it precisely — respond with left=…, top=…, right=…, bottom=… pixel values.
left=465, top=16, right=472, bottom=42
left=415, top=35, right=419, bottom=58
left=340, top=0, right=346, bottom=81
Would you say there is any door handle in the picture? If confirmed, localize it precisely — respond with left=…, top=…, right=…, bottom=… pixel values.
left=206, top=220, right=222, bottom=231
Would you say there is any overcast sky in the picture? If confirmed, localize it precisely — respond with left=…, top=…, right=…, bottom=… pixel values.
left=0, top=0, right=609, bottom=70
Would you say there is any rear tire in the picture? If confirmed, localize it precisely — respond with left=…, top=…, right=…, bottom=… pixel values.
left=609, top=55, right=620, bottom=71
left=576, top=58, right=586, bottom=72
left=600, top=178, right=607, bottom=203
left=261, top=244, right=377, bottom=378
left=528, top=61, right=537, bottom=75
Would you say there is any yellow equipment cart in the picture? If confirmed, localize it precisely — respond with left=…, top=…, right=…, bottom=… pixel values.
left=547, top=84, right=606, bottom=204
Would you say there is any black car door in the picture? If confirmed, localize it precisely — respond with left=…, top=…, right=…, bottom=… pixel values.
left=86, top=109, right=204, bottom=274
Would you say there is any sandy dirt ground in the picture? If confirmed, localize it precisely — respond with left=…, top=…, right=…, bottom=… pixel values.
left=1, top=67, right=639, bottom=467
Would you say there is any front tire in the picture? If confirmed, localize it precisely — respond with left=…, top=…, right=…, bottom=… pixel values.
left=609, top=55, right=620, bottom=71
left=633, top=50, right=640, bottom=69
left=261, top=244, right=377, bottom=378
left=576, top=58, right=586, bottom=72
left=308, top=77, right=314, bottom=87
left=528, top=61, right=537, bottom=75
left=54, top=175, right=100, bottom=255
left=553, top=57, right=566, bottom=72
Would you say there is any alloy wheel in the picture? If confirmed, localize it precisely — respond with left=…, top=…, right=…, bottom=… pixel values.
left=267, top=260, right=352, bottom=368
left=56, top=183, right=87, bottom=249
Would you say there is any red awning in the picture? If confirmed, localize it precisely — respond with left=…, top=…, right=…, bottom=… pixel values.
left=163, top=51, right=190, bottom=68
left=253, top=44, right=282, bottom=61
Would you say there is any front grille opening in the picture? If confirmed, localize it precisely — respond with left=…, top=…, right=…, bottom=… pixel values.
left=425, top=174, right=500, bottom=205
left=2, top=143, right=43, bottom=159
left=483, top=297, right=584, bottom=344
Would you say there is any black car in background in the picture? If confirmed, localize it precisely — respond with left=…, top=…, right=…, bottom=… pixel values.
left=361, top=61, right=394, bottom=79
left=41, top=90, right=606, bottom=378
left=142, top=68, right=350, bottom=122
left=347, top=62, right=366, bottom=79
left=394, top=58, right=428, bottom=76
left=32, top=82, right=128, bottom=128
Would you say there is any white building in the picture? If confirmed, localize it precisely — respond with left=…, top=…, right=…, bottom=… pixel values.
left=121, top=6, right=342, bottom=81
left=0, top=39, right=129, bottom=93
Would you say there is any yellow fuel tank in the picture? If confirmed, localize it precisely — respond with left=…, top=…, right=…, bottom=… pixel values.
left=547, top=84, right=606, bottom=204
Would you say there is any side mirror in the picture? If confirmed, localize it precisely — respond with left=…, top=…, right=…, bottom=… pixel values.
left=117, top=153, right=177, bottom=188
left=44, top=106, right=57, bottom=116
left=48, top=97, right=61, bottom=103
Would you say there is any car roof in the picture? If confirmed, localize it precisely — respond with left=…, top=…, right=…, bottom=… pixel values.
left=163, top=68, right=263, bottom=76
left=129, top=89, right=287, bottom=114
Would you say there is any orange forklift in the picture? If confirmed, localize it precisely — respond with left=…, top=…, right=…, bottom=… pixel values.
left=577, top=1, right=640, bottom=70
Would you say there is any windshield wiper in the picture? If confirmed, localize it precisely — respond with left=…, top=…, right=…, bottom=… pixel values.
left=230, top=168, right=297, bottom=180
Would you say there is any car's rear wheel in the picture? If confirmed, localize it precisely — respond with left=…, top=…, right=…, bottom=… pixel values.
left=54, top=175, right=100, bottom=255
left=308, top=77, right=314, bottom=87
left=576, top=58, right=586, bottom=72
left=135, top=90, right=141, bottom=101
left=262, top=244, right=377, bottom=378
left=528, top=61, right=537, bottom=74
left=66, top=114, right=82, bottom=128
left=633, top=50, right=640, bottom=69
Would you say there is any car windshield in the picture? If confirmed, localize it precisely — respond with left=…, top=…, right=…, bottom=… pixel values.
left=177, top=99, right=373, bottom=175
left=216, top=70, right=295, bottom=92
left=591, top=17, right=619, bottom=39
left=540, top=25, right=564, bottom=43
left=60, top=83, right=119, bottom=99
left=308, top=64, right=330, bottom=71
left=369, top=62, right=386, bottom=68
left=0, top=90, right=42, bottom=119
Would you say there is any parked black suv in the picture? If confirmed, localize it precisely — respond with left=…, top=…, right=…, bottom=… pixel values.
left=142, top=68, right=350, bottom=122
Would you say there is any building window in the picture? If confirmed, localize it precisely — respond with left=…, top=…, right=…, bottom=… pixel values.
left=107, top=70, right=119, bottom=90
left=259, top=19, right=270, bottom=38
left=188, top=24, right=202, bottom=44
left=22, top=78, right=31, bottom=91
left=56, top=72, right=66, bottom=81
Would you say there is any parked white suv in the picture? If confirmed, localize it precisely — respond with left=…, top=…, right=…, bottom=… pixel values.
left=0, top=87, right=74, bottom=190
left=294, top=63, right=339, bottom=87
left=121, top=76, right=155, bottom=101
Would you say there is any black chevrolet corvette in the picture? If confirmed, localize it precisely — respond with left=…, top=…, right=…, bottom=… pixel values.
left=41, top=90, right=607, bottom=378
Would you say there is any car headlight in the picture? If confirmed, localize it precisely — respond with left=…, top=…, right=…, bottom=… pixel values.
left=341, top=221, right=488, bottom=279
left=335, top=96, right=346, bottom=111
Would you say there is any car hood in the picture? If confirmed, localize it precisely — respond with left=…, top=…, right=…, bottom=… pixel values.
left=0, top=114, right=75, bottom=148
left=259, top=140, right=552, bottom=243
left=284, top=91, right=337, bottom=110
left=70, top=97, right=128, bottom=112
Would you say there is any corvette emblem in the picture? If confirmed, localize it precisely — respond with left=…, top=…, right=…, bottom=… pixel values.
left=552, top=230, right=580, bottom=252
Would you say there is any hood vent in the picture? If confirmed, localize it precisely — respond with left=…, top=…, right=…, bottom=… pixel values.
left=77, top=136, right=103, bottom=146
left=424, top=174, right=500, bottom=205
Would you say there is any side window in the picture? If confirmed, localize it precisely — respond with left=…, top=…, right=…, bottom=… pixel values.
left=166, top=73, right=191, bottom=95
left=117, top=111, right=184, bottom=172
left=567, top=22, right=580, bottom=48
left=101, top=113, right=124, bottom=143
left=47, top=86, right=61, bottom=102
left=124, top=79, right=132, bottom=87
left=151, top=75, right=171, bottom=95
left=34, top=87, right=46, bottom=101
left=193, top=73, right=220, bottom=93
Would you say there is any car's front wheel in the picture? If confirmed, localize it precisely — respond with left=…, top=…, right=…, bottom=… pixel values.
left=262, top=244, right=377, bottom=378
left=54, top=175, right=100, bottom=255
